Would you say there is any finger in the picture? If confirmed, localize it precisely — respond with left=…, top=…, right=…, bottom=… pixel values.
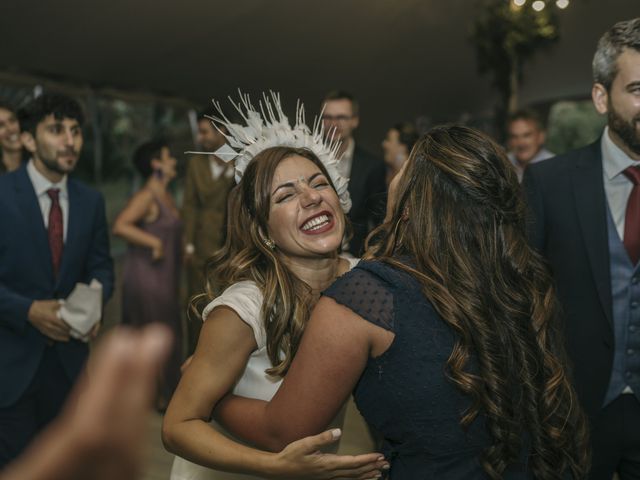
left=78, top=329, right=140, bottom=421
left=322, top=454, right=388, bottom=478
left=44, top=321, right=70, bottom=341
left=298, top=428, right=342, bottom=453
left=329, top=461, right=386, bottom=479
left=47, top=330, right=70, bottom=342
left=53, top=316, right=72, bottom=332
left=117, top=324, right=173, bottom=412
left=48, top=320, right=71, bottom=338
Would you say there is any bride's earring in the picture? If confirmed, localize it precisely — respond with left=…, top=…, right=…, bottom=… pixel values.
left=263, top=237, right=276, bottom=250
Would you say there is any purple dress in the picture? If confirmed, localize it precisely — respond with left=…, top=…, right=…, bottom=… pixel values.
left=121, top=195, right=183, bottom=402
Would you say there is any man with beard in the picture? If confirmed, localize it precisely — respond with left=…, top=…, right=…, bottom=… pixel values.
left=523, top=18, right=640, bottom=479
left=182, top=109, right=234, bottom=354
left=0, top=93, right=114, bottom=466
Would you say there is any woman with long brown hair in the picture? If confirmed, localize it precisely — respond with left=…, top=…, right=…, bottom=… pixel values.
left=214, top=125, right=590, bottom=479
left=161, top=112, right=386, bottom=478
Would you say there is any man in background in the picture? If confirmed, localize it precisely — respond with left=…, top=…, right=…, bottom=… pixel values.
left=506, top=108, right=554, bottom=182
left=182, top=108, right=234, bottom=353
left=321, top=91, right=386, bottom=256
left=523, top=18, right=640, bottom=478
left=0, top=93, right=114, bottom=466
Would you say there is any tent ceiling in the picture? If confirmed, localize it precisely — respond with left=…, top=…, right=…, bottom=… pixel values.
left=0, top=0, right=636, bottom=148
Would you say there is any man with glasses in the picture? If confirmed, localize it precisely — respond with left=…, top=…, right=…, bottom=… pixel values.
left=321, top=90, right=386, bottom=256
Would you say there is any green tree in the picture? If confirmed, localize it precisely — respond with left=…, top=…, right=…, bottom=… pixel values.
left=471, top=0, right=560, bottom=134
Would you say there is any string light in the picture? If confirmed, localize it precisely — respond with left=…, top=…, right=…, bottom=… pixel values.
left=510, top=0, right=571, bottom=11
left=532, top=0, right=545, bottom=11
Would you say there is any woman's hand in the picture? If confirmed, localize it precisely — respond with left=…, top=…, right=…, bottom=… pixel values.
left=151, top=239, right=164, bottom=261
left=271, top=429, right=388, bottom=480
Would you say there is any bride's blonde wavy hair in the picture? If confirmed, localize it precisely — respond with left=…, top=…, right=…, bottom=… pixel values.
left=198, top=146, right=347, bottom=377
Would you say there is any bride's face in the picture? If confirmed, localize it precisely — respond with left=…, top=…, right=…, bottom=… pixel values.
left=266, top=155, right=344, bottom=259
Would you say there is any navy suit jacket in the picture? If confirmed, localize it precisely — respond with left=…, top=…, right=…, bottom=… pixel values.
left=523, top=140, right=613, bottom=419
left=347, top=145, right=386, bottom=256
left=0, top=165, right=114, bottom=407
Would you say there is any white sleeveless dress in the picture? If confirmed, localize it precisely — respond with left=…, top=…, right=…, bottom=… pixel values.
left=170, top=257, right=362, bottom=480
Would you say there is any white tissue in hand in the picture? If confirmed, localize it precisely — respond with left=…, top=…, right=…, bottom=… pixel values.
left=59, top=279, right=102, bottom=341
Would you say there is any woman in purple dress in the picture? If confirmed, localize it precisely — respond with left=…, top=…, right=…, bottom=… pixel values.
left=113, top=140, right=183, bottom=409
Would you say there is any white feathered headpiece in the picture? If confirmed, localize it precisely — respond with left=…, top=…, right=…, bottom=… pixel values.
left=189, top=91, right=352, bottom=213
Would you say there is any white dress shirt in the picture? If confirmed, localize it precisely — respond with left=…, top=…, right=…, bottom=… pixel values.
left=602, top=126, right=640, bottom=241
left=209, top=156, right=234, bottom=181
left=26, top=159, right=69, bottom=242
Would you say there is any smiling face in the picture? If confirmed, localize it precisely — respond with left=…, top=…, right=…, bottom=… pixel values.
left=266, top=155, right=344, bottom=260
left=0, top=107, right=21, bottom=153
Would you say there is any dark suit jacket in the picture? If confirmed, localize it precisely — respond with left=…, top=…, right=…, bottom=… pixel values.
left=0, top=165, right=114, bottom=407
left=182, top=155, right=234, bottom=264
left=347, top=145, right=387, bottom=256
left=522, top=140, right=613, bottom=418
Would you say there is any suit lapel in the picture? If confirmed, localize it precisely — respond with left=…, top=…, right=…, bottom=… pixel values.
left=14, top=166, right=54, bottom=282
left=572, top=141, right=613, bottom=328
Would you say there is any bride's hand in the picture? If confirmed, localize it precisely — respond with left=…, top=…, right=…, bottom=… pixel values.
left=270, top=429, right=388, bottom=479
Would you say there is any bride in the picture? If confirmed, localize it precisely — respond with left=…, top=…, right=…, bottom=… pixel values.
left=162, top=94, right=386, bottom=480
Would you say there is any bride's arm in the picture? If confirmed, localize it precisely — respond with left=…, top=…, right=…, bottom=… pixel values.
left=214, top=296, right=379, bottom=451
left=161, top=305, right=385, bottom=478
left=162, top=305, right=274, bottom=473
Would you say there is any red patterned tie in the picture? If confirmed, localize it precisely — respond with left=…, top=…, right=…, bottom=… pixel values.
left=47, top=188, right=63, bottom=276
left=623, top=166, right=640, bottom=265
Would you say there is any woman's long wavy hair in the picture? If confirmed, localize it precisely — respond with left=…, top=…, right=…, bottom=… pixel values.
left=366, top=125, right=589, bottom=479
left=199, top=146, right=346, bottom=377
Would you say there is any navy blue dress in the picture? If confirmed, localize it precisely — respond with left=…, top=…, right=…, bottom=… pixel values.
left=323, top=260, right=530, bottom=479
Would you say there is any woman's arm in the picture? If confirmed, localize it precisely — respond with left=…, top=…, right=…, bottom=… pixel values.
left=161, top=305, right=386, bottom=478
left=112, top=190, right=163, bottom=258
left=215, top=296, right=389, bottom=451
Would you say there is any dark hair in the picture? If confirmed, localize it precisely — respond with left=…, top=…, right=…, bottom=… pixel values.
left=322, top=90, right=359, bottom=116
left=506, top=108, right=545, bottom=131
left=0, top=100, right=16, bottom=115
left=17, top=93, right=84, bottom=135
left=367, top=125, right=590, bottom=479
left=392, top=121, right=419, bottom=152
left=133, top=139, right=168, bottom=178
left=593, top=17, right=640, bottom=90
left=203, top=146, right=350, bottom=376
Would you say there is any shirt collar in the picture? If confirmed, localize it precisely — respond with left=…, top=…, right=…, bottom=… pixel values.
left=602, top=126, right=640, bottom=180
left=26, top=159, right=68, bottom=197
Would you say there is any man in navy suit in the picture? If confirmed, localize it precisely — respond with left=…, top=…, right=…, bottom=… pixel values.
left=321, top=91, right=386, bottom=256
left=523, top=18, right=640, bottom=479
left=0, top=93, right=114, bottom=466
